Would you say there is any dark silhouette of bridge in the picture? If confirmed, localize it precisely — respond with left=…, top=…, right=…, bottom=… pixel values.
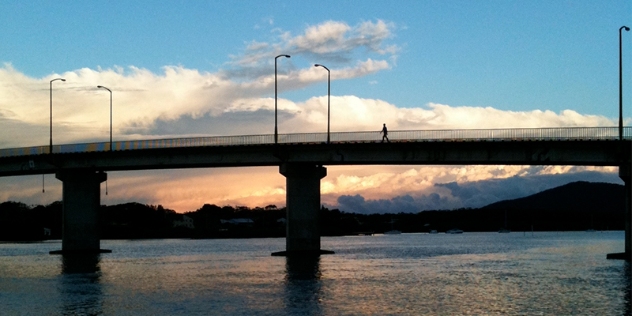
left=0, top=127, right=630, bottom=259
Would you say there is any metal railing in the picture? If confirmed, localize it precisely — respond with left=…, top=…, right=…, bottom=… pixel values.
left=1, top=127, right=630, bottom=158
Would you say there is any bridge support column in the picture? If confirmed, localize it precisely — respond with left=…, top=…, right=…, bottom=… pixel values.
left=608, top=165, right=631, bottom=260
left=50, top=170, right=110, bottom=255
left=272, top=163, right=333, bottom=256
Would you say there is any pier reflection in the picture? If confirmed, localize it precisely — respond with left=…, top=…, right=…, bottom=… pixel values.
left=59, top=254, right=104, bottom=315
left=61, top=254, right=101, bottom=274
left=623, top=261, right=631, bottom=316
left=283, top=255, right=323, bottom=314
left=285, top=255, right=322, bottom=280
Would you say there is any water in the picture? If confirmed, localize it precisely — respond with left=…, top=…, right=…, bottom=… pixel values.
left=0, top=232, right=629, bottom=315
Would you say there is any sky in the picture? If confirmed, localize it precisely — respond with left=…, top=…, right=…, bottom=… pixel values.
left=0, top=1, right=631, bottom=214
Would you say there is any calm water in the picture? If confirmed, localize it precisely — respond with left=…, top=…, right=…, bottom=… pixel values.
left=0, top=232, right=629, bottom=315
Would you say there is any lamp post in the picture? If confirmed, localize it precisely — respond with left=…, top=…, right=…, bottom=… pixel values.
left=97, top=85, right=113, bottom=151
left=314, top=64, right=331, bottom=144
left=49, top=78, right=65, bottom=154
left=620, top=26, right=630, bottom=141
left=275, top=54, right=290, bottom=144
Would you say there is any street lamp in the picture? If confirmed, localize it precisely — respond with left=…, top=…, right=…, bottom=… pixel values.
left=620, top=26, right=630, bottom=141
left=97, top=85, right=113, bottom=151
left=49, top=78, right=65, bottom=154
left=275, top=54, right=290, bottom=144
left=314, top=64, right=331, bottom=144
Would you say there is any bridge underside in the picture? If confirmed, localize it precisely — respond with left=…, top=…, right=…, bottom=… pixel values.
left=0, top=140, right=627, bottom=177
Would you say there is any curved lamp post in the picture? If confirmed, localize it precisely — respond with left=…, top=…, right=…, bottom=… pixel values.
left=275, top=54, right=290, bottom=144
left=314, top=64, right=331, bottom=144
left=49, top=78, right=66, bottom=154
left=620, top=26, right=630, bottom=141
left=97, top=85, right=113, bottom=151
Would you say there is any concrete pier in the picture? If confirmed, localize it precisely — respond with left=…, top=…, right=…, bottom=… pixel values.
left=50, top=170, right=110, bottom=254
left=272, top=163, right=333, bottom=256
left=607, top=165, right=631, bottom=260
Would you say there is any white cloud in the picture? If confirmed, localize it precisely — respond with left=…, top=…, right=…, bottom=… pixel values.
left=289, top=21, right=352, bottom=54
left=228, top=19, right=398, bottom=75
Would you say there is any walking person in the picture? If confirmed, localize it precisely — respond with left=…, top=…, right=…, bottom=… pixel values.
left=380, top=123, right=390, bottom=143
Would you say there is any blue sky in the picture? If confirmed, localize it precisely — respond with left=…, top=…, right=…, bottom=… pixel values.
left=0, top=1, right=630, bottom=212
left=3, top=1, right=631, bottom=115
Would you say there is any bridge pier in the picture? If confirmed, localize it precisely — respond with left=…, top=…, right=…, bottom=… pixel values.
left=272, top=163, right=333, bottom=256
left=608, top=165, right=631, bottom=260
left=50, top=170, right=110, bottom=255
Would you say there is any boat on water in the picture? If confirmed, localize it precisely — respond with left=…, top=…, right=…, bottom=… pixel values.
left=384, top=230, right=402, bottom=235
left=446, top=229, right=464, bottom=234
left=429, top=230, right=438, bottom=234
left=498, top=210, right=510, bottom=233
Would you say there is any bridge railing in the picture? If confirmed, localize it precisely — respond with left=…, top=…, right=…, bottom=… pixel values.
left=281, top=126, right=632, bottom=143
left=1, top=127, right=630, bottom=158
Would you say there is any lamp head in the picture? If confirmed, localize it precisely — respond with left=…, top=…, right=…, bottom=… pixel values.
left=314, top=64, right=329, bottom=71
left=61, top=79, right=66, bottom=82
left=626, top=26, right=631, bottom=31
left=97, top=85, right=103, bottom=88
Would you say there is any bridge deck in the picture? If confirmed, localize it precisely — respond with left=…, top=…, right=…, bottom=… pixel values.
left=0, top=127, right=630, bottom=177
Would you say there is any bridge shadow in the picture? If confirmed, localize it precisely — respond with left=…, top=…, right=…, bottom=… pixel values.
left=283, top=255, right=323, bottom=314
left=58, top=254, right=104, bottom=315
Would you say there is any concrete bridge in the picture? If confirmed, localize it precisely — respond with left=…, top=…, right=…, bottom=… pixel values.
left=0, top=127, right=630, bottom=259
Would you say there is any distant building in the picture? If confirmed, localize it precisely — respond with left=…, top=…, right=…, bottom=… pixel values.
left=173, top=215, right=194, bottom=229
left=43, top=228, right=51, bottom=236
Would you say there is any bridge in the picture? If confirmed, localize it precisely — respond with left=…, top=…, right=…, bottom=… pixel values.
left=0, top=126, right=630, bottom=259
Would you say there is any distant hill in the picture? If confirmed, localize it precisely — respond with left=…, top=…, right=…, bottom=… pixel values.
left=475, top=181, right=625, bottom=231
left=482, top=181, right=624, bottom=213
left=405, top=181, right=625, bottom=233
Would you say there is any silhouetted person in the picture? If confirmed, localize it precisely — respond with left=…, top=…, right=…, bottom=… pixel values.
left=380, top=123, right=390, bottom=143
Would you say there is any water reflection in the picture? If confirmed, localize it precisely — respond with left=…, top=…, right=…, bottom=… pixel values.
left=284, top=255, right=323, bottom=314
left=62, top=254, right=101, bottom=274
left=623, top=261, right=631, bottom=316
left=59, top=254, right=103, bottom=315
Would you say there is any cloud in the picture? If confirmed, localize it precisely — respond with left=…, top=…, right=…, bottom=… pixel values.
left=395, top=103, right=613, bottom=130
left=100, top=167, right=287, bottom=211
left=337, top=193, right=451, bottom=214
left=224, top=20, right=397, bottom=78
left=334, top=169, right=622, bottom=214
left=285, top=20, right=395, bottom=57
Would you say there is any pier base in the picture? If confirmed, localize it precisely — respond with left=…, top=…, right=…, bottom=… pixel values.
left=272, top=163, right=334, bottom=256
left=50, top=170, right=110, bottom=255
